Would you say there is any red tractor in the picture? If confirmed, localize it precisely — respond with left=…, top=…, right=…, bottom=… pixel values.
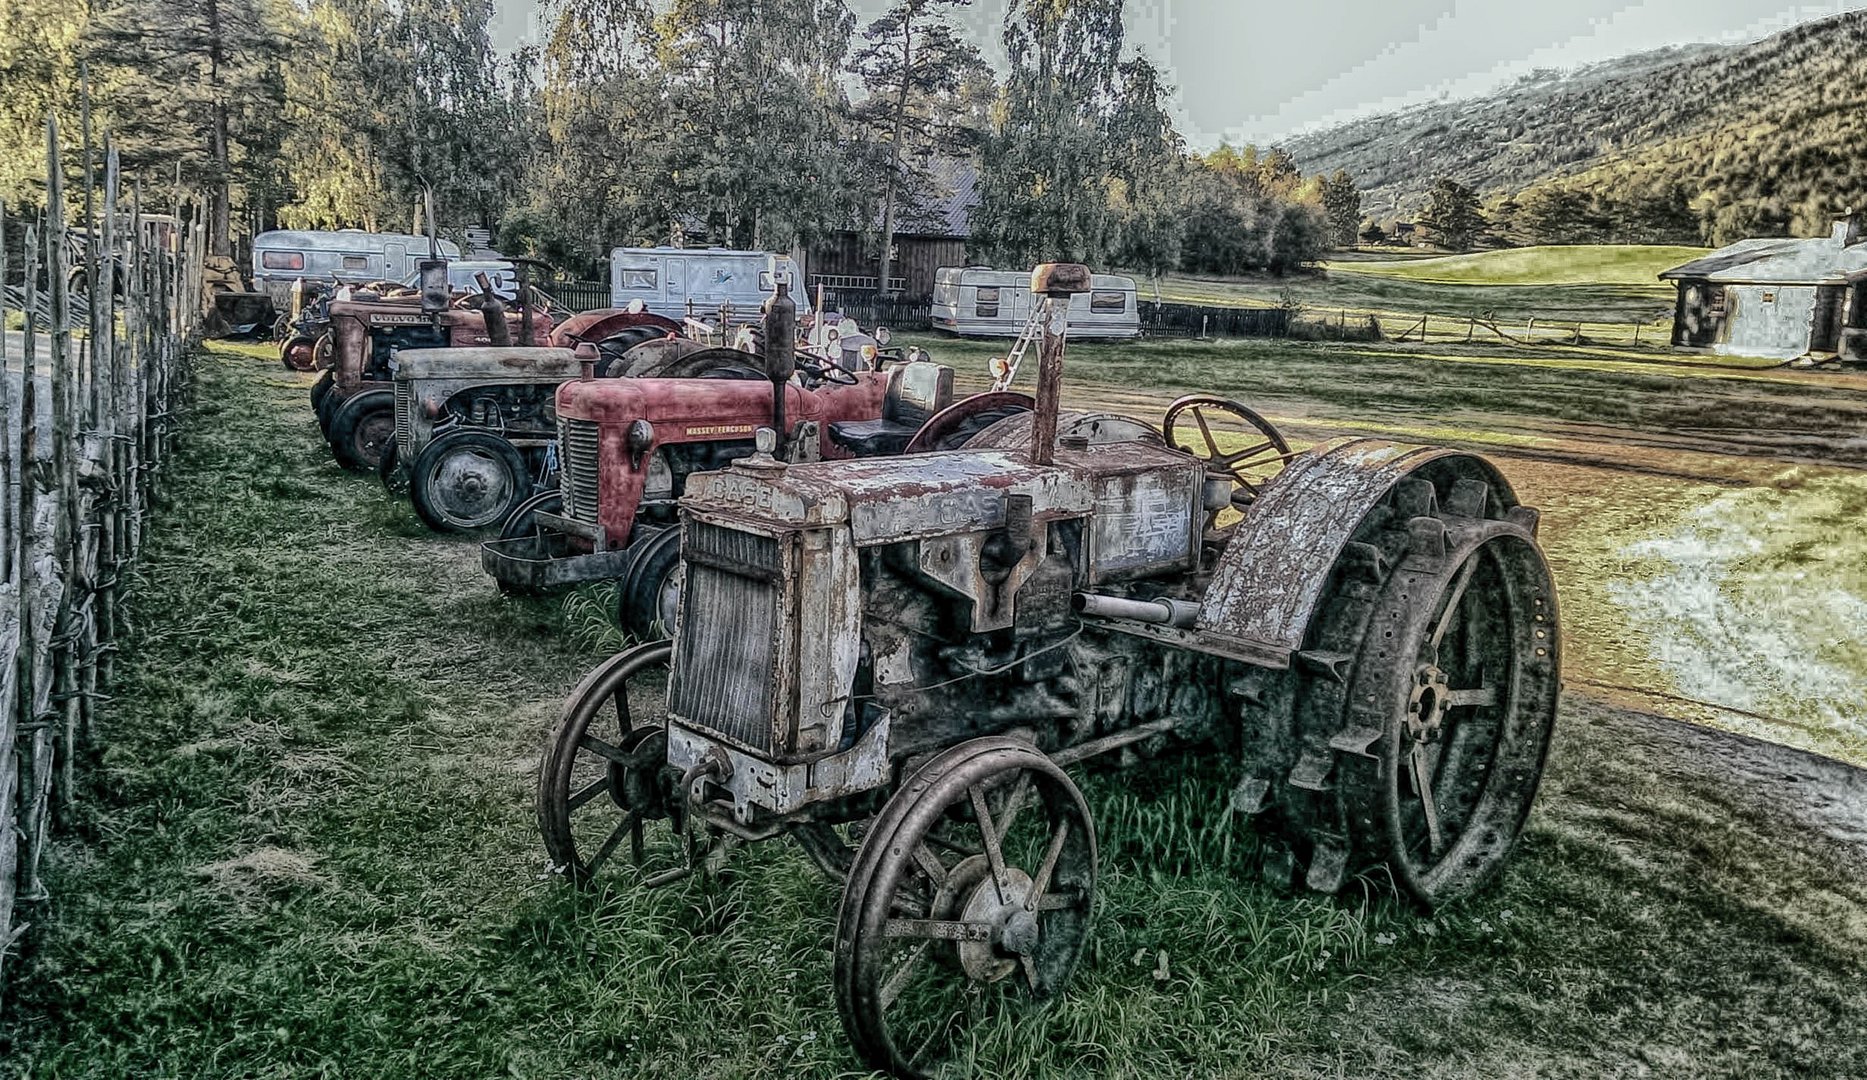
left=483, top=286, right=1142, bottom=636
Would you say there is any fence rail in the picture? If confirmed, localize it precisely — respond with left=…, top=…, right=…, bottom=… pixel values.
left=0, top=114, right=201, bottom=1006
left=541, top=279, right=610, bottom=314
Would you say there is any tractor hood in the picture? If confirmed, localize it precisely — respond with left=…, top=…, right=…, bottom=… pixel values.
left=555, top=372, right=887, bottom=431
left=393, top=346, right=583, bottom=381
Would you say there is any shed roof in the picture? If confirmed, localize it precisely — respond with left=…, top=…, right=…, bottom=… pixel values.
left=1660, top=234, right=1867, bottom=285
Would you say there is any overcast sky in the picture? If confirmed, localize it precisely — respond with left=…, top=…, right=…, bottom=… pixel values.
left=487, top=1, right=1865, bottom=149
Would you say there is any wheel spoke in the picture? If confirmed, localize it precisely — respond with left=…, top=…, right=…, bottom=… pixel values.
left=992, top=772, right=1033, bottom=841
left=1034, top=890, right=1082, bottom=911
left=885, top=918, right=994, bottom=942
left=1020, top=953, right=1041, bottom=992
left=629, top=814, right=646, bottom=864
left=911, top=843, right=948, bottom=887
left=1213, top=440, right=1275, bottom=468
left=1409, top=744, right=1444, bottom=857
left=585, top=809, right=639, bottom=876
left=879, top=940, right=933, bottom=1009
left=566, top=776, right=610, bottom=812
left=612, top=687, right=632, bottom=736
left=578, top=733, right=632, bottom=765
left=1191, top=407, right=1220, bottom=457
left=1024, top=820, right=1072, bottom=913
left=1430, top=556, right=1480, bottom=654
left=970, top=785, right=1012, bottom=905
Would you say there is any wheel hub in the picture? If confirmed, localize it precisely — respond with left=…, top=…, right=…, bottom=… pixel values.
left=955, top=867, right=1037, bottom=982
left=1407, top=664, right=1452, bottom=744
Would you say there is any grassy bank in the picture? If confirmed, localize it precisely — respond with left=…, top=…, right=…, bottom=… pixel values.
left=1152, top=245, right=1702, bottom=328
left=1, top=343, right=1863, bottom=1078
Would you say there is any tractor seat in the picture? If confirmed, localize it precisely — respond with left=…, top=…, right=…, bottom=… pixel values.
left=828, top=362, right=955, bottom=457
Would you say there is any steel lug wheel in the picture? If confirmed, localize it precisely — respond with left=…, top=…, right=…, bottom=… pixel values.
left=537, top=641, right=685, bottom=887
left=835, top=736, right=1096, bottom=1079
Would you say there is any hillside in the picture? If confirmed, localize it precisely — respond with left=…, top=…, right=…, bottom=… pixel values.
left=1286, top=11, right=1867, bottom=239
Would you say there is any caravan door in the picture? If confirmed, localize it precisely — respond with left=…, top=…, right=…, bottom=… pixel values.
left=383, top=241, right=406, bottom=282
left=665, top=257, right=687, bottom=316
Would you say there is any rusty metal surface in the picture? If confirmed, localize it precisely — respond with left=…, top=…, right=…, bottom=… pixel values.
left=393, top=346, right=583, bottom=381
left=1196, top=438, right=1516, bottom=654
left=547, top=307, right=681, bottom=347
left=480, top=534, right=631, bottom=589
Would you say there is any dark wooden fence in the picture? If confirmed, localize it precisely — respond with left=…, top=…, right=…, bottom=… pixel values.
left=1139, top=300, right=1291, bottom=339
left=817, top=291, right=934, bottom=331
left=0, top=115, right=201, bottom=1004
left=542, top=278, right=610, bottom=314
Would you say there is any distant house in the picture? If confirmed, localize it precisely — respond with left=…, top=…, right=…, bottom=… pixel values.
left=1660, top=215, right=1867, bottom=361
left=804, top=157, right=978, bottom=301
left=1391, top=222, right=1418, bottom=246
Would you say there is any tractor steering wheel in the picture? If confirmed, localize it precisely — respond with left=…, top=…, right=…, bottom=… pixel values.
left=796, top=355, right=860, bottom=387
left=1162, top=395, right=1292, bottom=513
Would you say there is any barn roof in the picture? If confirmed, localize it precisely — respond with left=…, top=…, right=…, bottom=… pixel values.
left=1660, top=233, right=1867, bottom=285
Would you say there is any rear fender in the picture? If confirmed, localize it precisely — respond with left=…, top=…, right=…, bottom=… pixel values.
left=1196, top=438, right=1522, bottom=661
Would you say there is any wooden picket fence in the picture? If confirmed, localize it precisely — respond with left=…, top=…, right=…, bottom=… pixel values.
left=0, top=113, right=202, bottom=1005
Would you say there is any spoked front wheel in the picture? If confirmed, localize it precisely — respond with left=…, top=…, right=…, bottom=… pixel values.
left=537, top=641, right=685, bottom=887
left=835, top=737, right=1097, bottom=1079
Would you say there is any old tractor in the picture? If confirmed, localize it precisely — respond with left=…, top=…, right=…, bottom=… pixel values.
left=383, top=307, right=683, bottom=533
left=481, top=286, right=1113, bottom=634
left=313, top=289, right=556, bottom=471
left=535, top=264, right=1561, bottom=1077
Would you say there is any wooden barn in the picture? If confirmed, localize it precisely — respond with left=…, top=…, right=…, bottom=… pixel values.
left=804, top=158, right=978, bottom=301
left=1661, top=215, right=1867, bottom=361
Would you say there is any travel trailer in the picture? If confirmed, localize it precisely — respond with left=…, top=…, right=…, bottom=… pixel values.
left=607, top=247, right=810, bottom=322
left=930, top=266, right=1141, bottom=338
left=251, top=229, right=461, bottom=306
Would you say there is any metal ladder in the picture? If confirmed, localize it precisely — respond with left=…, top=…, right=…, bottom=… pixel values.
left=990, top=297, right=1055, bottom=392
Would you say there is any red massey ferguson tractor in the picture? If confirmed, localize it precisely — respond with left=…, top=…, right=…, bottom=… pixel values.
left=482, top=286, right=1150, bottom=636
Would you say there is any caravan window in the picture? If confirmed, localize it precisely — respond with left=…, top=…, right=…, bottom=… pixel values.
left=620, top=269, right=658, bottom=290
left=1091, top=291, right=1126, bottom=314
left=976, top=286, right=1000, bottom=318
left=342, top=255, right=369, bottom=270
left=260, top=251, right=303, bottom=270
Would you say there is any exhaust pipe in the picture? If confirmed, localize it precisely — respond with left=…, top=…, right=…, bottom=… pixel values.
left=1073, top=592, right=1200, bottom=629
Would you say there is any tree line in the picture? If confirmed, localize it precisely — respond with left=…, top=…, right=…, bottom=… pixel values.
left=0, top=0, right=1362, bottom=288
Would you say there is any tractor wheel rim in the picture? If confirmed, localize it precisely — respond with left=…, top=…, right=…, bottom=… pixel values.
left=430, top=447, right=515, bottom=528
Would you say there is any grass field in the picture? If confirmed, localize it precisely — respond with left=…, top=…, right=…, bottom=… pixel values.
left=1, top=342, right=1864, bottom=1077
left=1154, top=245, right=1701, bottom=331
left=1323, top=245, right=1711, bottom=286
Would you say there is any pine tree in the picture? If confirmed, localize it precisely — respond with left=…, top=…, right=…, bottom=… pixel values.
left=1319, top=170, right=1361, bottom=249
left=848, top=0, right=989, bottom=294
left=87, top=0, right=288, bottom=254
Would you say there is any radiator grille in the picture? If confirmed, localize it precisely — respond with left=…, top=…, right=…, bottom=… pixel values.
left=559, top=417, right=601, bottom=523
left=670, top=524, right=785, bottom=753
left=393, top=381, right=413, bottom=459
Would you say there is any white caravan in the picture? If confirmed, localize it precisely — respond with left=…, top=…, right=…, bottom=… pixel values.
left=250, top=229, right=461, bottom=306
left=607, top=247, right=810, bottom=321
left=931, top=266, right=1141, bottom=339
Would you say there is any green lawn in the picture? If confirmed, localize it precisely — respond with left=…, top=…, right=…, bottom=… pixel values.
left=1, top=343, right=1863, bottom=1078
left=1325, top=244, right=1711, bottom=286
left=1150, top=244, right=1702, bottom=332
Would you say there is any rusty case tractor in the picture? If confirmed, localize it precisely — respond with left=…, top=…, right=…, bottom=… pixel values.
left=382, top=310, right=684, bottom=532
left=535, top=264, right=1562, bottom=1077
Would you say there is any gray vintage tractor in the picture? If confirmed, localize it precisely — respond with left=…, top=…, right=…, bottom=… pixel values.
left=536, top=264, right=1560, bottom=1078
